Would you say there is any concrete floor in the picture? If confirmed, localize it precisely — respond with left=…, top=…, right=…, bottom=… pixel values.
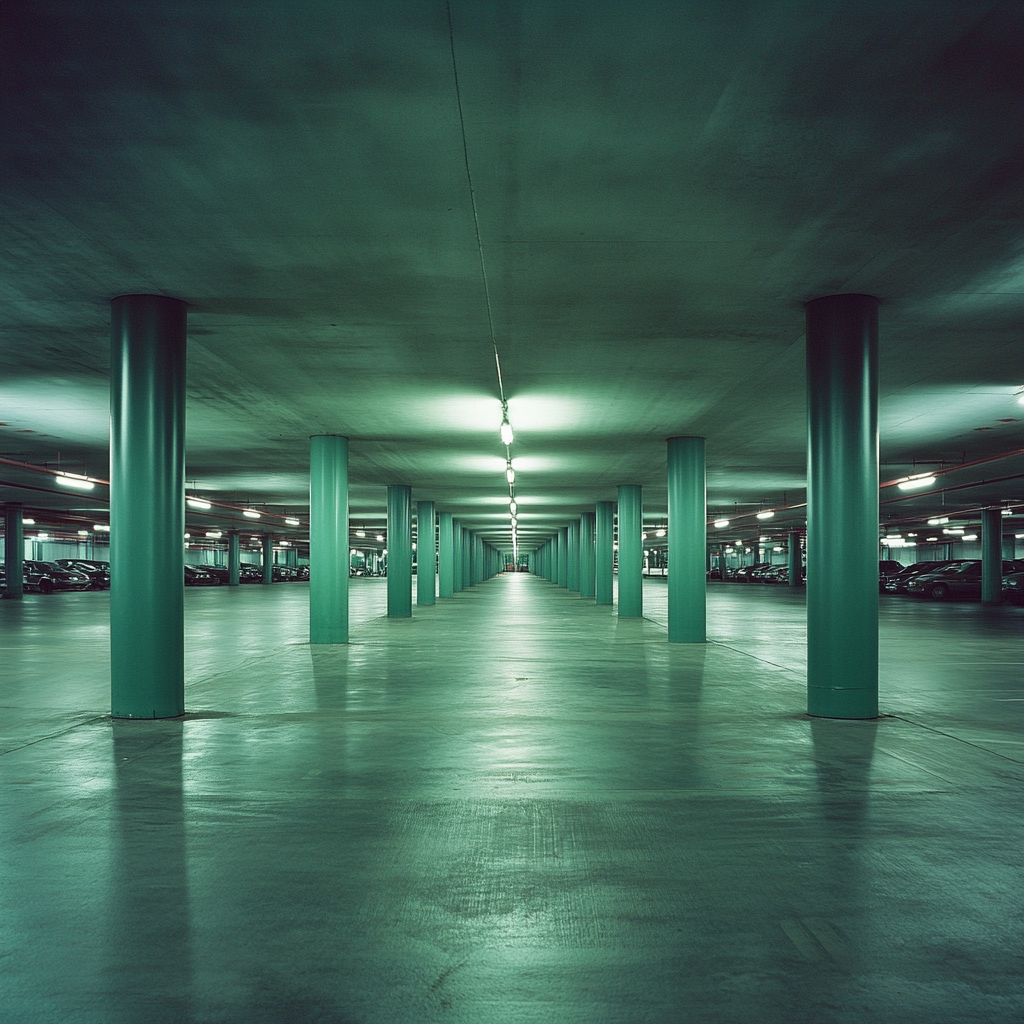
left=1, top=575, right=1021, bottom=1023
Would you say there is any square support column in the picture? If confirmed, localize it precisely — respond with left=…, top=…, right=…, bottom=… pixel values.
left=981, top=508, right=1002, bottom=604
left=567, top=520, right=580, bottom=592
left=595, top=501, right=614, bottom=605
left=309, top=435, right=348, bottom=643
left=580, top=512, right=596, bottom=598
left=3, top=503, right=24, bottom=599
left=667, top=436, right=706, bottom=642
left=438, top=511, right=454, bottom=598
left=387, top=484, right=412, bottom=617
left=416, top=500, right=436, bottom=606
left=557, top=527, right=568, bottom=588
left=262, top=533, right=274, bottom=584
left=806, top=293, right=879, bottom=719
left=617, top=485, right=643, bottom=617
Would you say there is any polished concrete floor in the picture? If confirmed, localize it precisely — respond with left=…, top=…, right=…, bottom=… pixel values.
left=1, top=575, right=1021, bottom=1023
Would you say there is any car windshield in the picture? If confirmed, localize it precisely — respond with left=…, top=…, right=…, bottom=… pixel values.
left=947, top=562, right=980, bottom=575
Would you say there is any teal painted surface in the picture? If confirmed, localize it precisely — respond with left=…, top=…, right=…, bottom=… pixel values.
left=438, top=511, right=454, bottom=598
left=417, top=501, right=436, bottom=605
left=228, top=533, right=240, bottom=586
left=617, top=485, right=643, bottom=617
left=309, top=435, right=348, bottom=643
left=4, top=504, right=24, bottom=598
left=387, top=485, right=412, bottom=617
left=109, top=294, right=186, bottom=718
left=806, top=294, right=879, bottom=719
left=596, top=501, right=615, bottom=605
left=261, top=534, right=274, bottom=585
left=561, top=527, right=568, bottom=587
left=981, top=508, right=1002, bottom=604
left=452, top=521, right=463, bottom=593
left=567, top=520, right=580, bottom=592
left=580, top=512, right=596, bottom=598
left=667, top=437, right=706, bottom=642
left=788, top=531, right=801, bottom=588
left=462, top=528, right=471, bottom=590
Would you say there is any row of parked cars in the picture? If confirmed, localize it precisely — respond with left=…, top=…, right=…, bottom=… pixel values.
left=706, top=557, right=1024, bottom=604
left=0, top=560, right=310, bottom=593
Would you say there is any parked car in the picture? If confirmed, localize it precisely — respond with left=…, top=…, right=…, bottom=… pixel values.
left=184, top=565, right=221, bottom=586
left=733, top=562, right=772, bottom=583
left=1002, top=571, right=1024, bottom=606
left=23, top=560, right=92, bottom=593
left=55, top=558, right=110, bottom=589
left=883, top=561, right=964, bottom=594
left=293, top=565, right=309, bottom=580
left=906, top=560, right=1024, bottom=601
left=272, top=565, right=299, bottom=582
left=878, top=560, right=904, bottom=592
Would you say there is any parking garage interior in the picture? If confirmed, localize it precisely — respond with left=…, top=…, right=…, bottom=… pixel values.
left=1, top=3, right=1022, bottom=1022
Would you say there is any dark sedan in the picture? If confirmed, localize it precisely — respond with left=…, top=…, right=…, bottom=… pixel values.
left=1002, top=571, right=1024, bottom=606
left=23, top=560, right=92, bottom=593
left=55, top=558, right=110, bottom=589
left=906, top=560, right=1024, bottom=601
left=184, top=565, right=221, bottom=586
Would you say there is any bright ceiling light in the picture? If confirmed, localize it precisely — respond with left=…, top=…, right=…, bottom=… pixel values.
left=500, top=412, right=514, bottom=446
left=961, top=534, right=978, bottom=542
left=505, top=464, right=515, bottom=484
left=897, top=474, right=936, bottom=491
left=77, top=529, right=88, bottom=536
left=55, top=471, right=94, bottom=491
left=756, top=510, right=775, bottom=520
left=285, top=518, right=300, bottom=526
left=641, top=532, right=647, bottom=540
left=23, top=518, right=35, bottom=526
left=184, top=533, right=191, bottom=539
left=509, top=500, right=518, bottom=515
left=187, top=497, right=212, bottom=510
left=355, top=530, right=365, bottom=538
left=243, top=509, right=261, bottom=519
left=773, top=546, right=783, bottom=552
left=280, top=540, right=290, bottom=546
left=925, top=536, right=938, bottom=541
left=510, top=516, right=518, bottom=527
left=713, top=519, right=730, bottom=529
left=759, top=536, right=769, bottom=542
left=942, top=528, right=965, bottom=535
left=1001, top=509, right=1012, bottom=516
left=93, top=524, right=109, bottom=532
left=927, top=517, right=949, bottom=526
left=37, top=532, right=49, bottom=539
left=655, top=528, right=666, bottom=538
left=206, top=531, right=222, bottom=539
left=376, top=534, right=384, bottom=542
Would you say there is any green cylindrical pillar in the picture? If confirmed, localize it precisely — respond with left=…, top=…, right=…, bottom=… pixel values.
left=452, top=520, right=462, bottom=592
left=262, top=533, right=274, bottom=584
left=228, top=532, right=240, bottom=586
left=617, top=485, right=643, bottom=617
left=110, top=294, right=186, bottom=719
left=310, top=435, right=348, bottom=643
left=416, top=500, right=436, bottom=606
left=387, top=485, right=412, bottom=617
left=567, top=520, right=580, bottom=592
left=580, top=512, right=596, bottom=598
left=438, top=511, right=454, bottom=598
left=981, top=508, right=1002, bottom=604
left=788, top=530, right=801, bottom=588
left=462, top=528, right=471, bottom=589
left=3, top=503, right=24, bottom=599
left=474, top=534, right=484, bottom=585
left=557, top=527, right=568, bottom=587
left=806, top=293, right=879, bottom=719
left=667, top=437, right=706, bottom=642
left=596, top=501, right=614, bottom=605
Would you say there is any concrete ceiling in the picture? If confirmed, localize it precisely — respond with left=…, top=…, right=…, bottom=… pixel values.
left=2, top=0, right=1022, bottom=551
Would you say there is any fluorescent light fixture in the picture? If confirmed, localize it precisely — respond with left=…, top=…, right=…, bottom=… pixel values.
left=1016, top=533, right=1024, bottom=539
left=23, top=518, right=35, bottom=526
left=242, top=509, right=261, bottom=519
left=382, top=549, right=388, bottom=556
left=285, top=518, right=300, bottom=526
left=55, top=472, right=94, bottom=491
left=756, top=511, right=775, bottom=520
left=186, top=497, right=212, bottom=510
left=500, top=415, right=514, bottom=446
left=925, top=536, right=938, bottom=542
left=184, top=533, right=191, bottom=539
left=927, top=517, right=949, bottom=526
left=509, top=500, right=518, bottom=515
left=505, top=465, right=515, bottom=484
left=350, top=548, right=358, bottom=555
left=376, top=534, right=384, bottom=542
left=510, top=516, right=518, bottom=527
left=205, top=531, right=222, bottom=539
left=655, top=528, right=666, bottom=538
left=355, top=530, right=365, bottom=538
left=280, top=540, right=290, bottom=547
left=93, top=524, right=109, bottom=532
left=897, top=474, right=936, bottom=491
left=643, top=549, right=650, bottom=557
left=773, top=546, right=783, bottom=552
left=713, top=519, right=730, bottom=529
left=1001, top=509, right=1012, bottom=516
left=961, top=534, right=978, bottom=542
left=907, top=532, right=917, bottom=537
left=641, top=532, right=647, bottom=540
left=77, top=530, right=88, bottom=536
left=759, top=536, right=769, bottom=542
left=942, top=528, right=965, bottom=535
left=412, top=543, right=416, bottom=550
left=37, top=532, right=49, bottom=540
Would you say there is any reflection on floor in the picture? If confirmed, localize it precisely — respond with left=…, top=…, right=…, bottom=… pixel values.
left=2, top=575, right=1021, bottom=1023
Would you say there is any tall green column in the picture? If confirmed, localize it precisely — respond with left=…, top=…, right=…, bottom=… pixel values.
left=387, top=484, right=412, bottom=617
left=228, top=532, right=240, bottom=585
left=473, top=534, right=484, bottom=585
left=261, top=533, right=274, bottom=584
left=617, top=485, right=643, bottom=617
left=438, top=511, right=454, bottom=598
left=462, top=528, right=472, bottom=589
left=596, top=501, right=614, bottom=605
left=110, top=294, right=186, bottom=719
left=452, top=520, right=462, bottom=592
left=788, top=530, right=801, bottom=587
left=580, top=512, right=596, bottom=598
left=806, top=293, right=879, bottom=719
left=667, top=436, right=706, bottom=642
left=416, top=500, right=436, bottom=606
left=567, top=520, right=580, bottom=592
left=557, top=527, right=568, bottom=587
left=3, top=503, right=24, bottom=599
left=981, top=508, right=1002, bottom=604
left=310, top=435, right=348, bottom=643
